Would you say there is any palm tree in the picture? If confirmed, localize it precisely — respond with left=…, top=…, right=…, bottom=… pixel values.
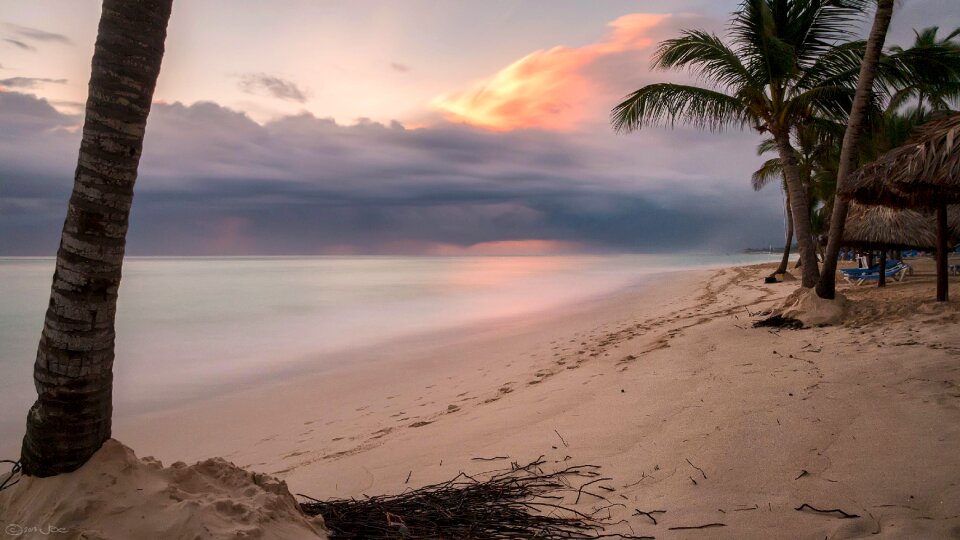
left=752, top=162, right=795, bottom=275
left=612, top=0, right=870, bottom=288
left=886, top=26, right=960, bottom=119
left=20, top=0, right=174, bottom=477
left=752, top=121, right=840, bottom=274
left=818, top=0, right=908, bottom=299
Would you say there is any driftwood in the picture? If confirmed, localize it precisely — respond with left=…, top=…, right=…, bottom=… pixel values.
left=300, top=458, right=651, bottom=539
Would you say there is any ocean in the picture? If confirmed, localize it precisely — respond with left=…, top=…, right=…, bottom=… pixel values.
left=0, top=254, right=776, bottom=450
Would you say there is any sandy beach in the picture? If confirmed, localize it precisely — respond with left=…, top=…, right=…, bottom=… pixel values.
left=100, top=260, right=959, bottom=539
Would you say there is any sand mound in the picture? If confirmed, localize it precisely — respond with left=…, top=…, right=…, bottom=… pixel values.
left=779, top=287, right=848, bottom=326
left=0, top=439, right=327, bottom=540
left=778, top=271, right=797, bottom=282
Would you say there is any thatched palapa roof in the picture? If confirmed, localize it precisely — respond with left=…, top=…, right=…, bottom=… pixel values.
left=842, top=113, right=960, bottom=208
left=842, top=202, right=960, bottom=250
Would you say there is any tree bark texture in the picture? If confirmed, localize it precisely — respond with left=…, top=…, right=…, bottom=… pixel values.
left=774, top=133, right=821, bottom=287
left=937, top=203, right=949, bottom=302
left=878, top=250, right=887, bottom=287
left=775, top=191, right=794, bottom=275
left=21, top=0, right=173, bottom=477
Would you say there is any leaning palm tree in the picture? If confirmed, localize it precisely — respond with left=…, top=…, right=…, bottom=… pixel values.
left=20, top=0, right=174, bottom=477
left=612, top=0, right=872, bottom=288
left=818, top=0, right=905, bottom=299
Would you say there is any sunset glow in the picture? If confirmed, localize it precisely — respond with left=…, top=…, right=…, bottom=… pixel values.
left=433, top=14, right=669, bottom=131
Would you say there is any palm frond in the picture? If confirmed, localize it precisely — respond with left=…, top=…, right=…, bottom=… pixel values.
left=611, top=83, right=753, bottom=133
left=731, top=0, right=797, bottom=83
left=782, top=83, right=857, bottom=123
left=751, top=157, right=785, bottom=190
left=787, top=0, right=871, bottom=67
left=756, top=136, right=779, bottom=155
left=792, top=39, right=865, bottom=92
left=653, top=30, right=758, bottom=90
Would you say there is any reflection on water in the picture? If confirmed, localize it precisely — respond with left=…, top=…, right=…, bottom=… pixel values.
left=0, top=254, right=774, bottom=444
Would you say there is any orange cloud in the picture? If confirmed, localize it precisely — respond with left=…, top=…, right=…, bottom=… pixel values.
left=433, top=13, right=669, bottom=131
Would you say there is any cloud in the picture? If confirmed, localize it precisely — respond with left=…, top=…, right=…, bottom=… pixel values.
left=3, top=23, right=71, bottom=44
left=0, top=77, right=66, bottom=89
left=0, top=92, right=782, bottom=257
left=390, top=62, right=410, bottom=73
left=238, top=73, right=307, bottom=103
left=433, top=13, right=670, bottom=131
left=3, top=38, right=34, bottom=51
left=426, top=240, right=583, bottom=256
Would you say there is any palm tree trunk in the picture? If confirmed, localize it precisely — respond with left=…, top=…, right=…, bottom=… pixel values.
left=817, top=0, right=895, bottom=299
left=775, top=190, right=794, bottom=275
left=20, top=0, right=173, bottom=477
left=774, top=133, right=820, bottom=287
left=937, top=203, right=949, bottom=302
left=878, top=250, right=887, bottom=287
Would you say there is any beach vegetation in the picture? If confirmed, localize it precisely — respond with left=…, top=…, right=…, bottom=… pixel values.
left=612, top=0, right=874, bottom=288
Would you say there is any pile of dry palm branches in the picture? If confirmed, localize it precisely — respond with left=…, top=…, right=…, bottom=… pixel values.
left=298, top=458, right=649, bottom=539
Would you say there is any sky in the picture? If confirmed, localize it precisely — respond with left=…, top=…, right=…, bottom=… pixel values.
left=1, top=0, right=958, bottom=256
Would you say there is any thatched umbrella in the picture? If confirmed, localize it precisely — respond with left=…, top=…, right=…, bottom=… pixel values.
left=842, top=113, right=960, bottom=301
left=842, top=203, right=960, bottom=287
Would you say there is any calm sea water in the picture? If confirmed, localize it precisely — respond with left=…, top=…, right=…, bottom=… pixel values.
left=0, top=254, right=775, bottom=449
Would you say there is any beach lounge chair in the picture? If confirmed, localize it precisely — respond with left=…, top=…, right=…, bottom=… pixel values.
left=846, top=263, right=909, bottom=286
left=840, top=259, right=899, bottom=278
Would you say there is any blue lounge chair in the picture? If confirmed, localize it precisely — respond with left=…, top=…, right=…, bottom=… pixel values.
left=845, top=263, right=909, bottom=285
left=840, top=259, right=899, bottom=278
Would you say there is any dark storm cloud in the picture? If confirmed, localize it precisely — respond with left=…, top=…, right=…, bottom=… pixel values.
left=0, top=92, right=784, bottom=256
left=0, top=77, right=67, bottom=88
left=237, top=73, right=308, bottom=103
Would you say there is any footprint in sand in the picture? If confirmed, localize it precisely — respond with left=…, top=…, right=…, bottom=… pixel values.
left=370, top=427, right=393, bottom=439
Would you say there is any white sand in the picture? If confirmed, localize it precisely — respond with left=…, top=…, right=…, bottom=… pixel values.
left=0, top=440, right=327, bottom=539
left=4, top=260, right=959, bottom=538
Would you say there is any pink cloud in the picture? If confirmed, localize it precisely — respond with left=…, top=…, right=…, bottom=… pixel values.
left=433, top=13, right=669, bottom=131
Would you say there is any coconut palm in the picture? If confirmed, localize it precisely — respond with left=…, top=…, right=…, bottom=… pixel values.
left=753, top=163, right=795, bottom=275
left=752, top=121, right=841, bottom=274
left=886, top=26, right=960, bottom=119
left=20, top=0, right=174, bottom=477
left=819, top=1, right=925, bottom=299
left=612, top=0, right=871, bottom=288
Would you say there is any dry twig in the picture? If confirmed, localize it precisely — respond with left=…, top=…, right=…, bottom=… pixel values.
left=300, top=458, right=649, bottom=539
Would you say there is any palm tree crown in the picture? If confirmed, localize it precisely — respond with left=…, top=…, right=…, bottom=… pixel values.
left=612, top=0, right=870, bottom=136
left=612, top=0, right=872, bottom=287
left=886, top=26, right=960, bottom=118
